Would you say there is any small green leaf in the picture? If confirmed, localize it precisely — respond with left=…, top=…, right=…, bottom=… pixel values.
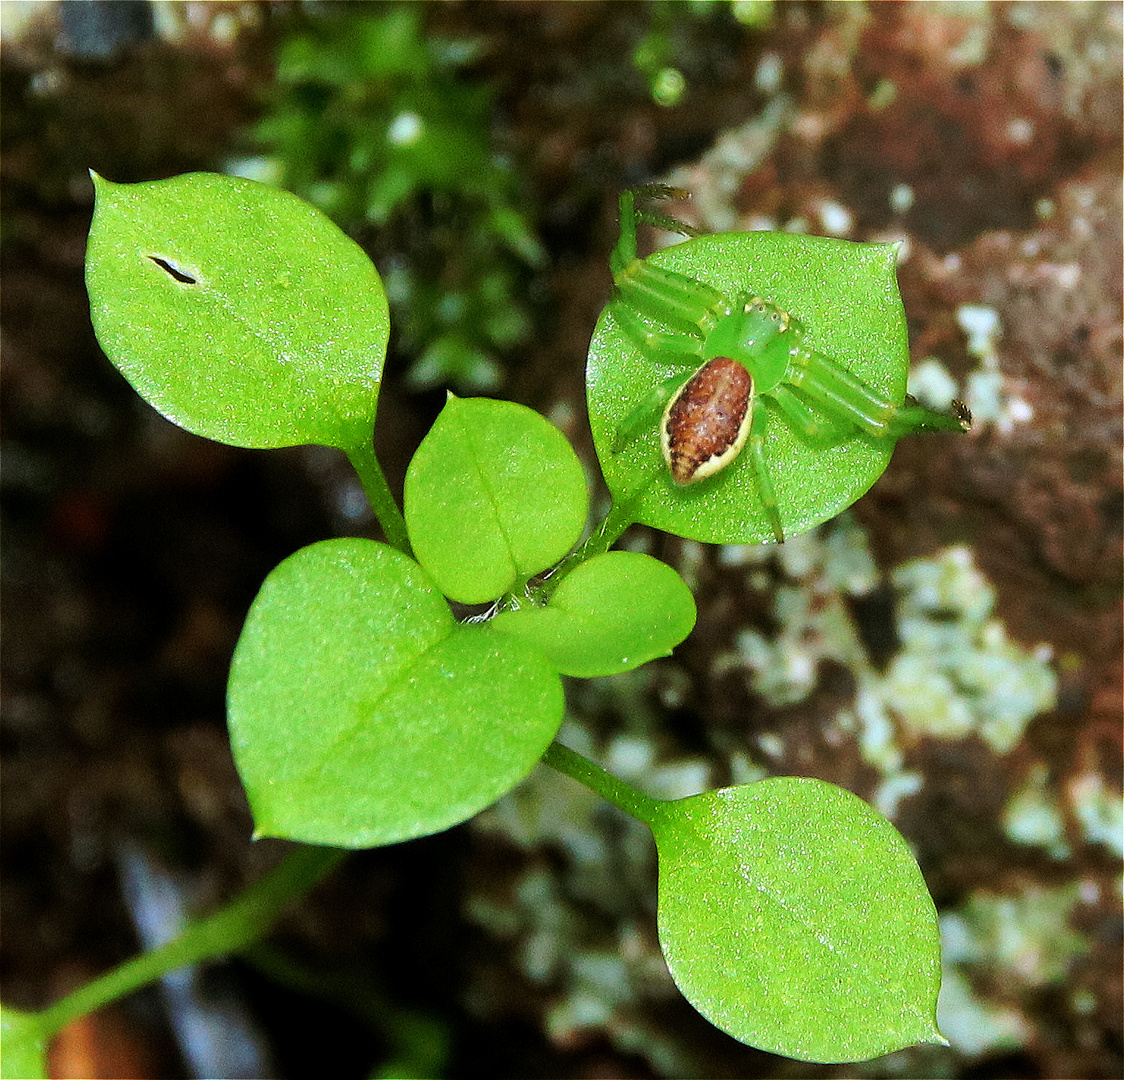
left=491, top=551, right=696, bottom=677
left=228, top=538, right=563, bottom=848
left=587, top=233, right=908, bottom=544
left=404, top=395, right=588, bottom=604
left=650, top=777, right=945, bottom=1062
left=85, top=172, right=389, bottom=452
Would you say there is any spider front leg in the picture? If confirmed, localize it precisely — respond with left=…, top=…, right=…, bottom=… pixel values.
left=785, top=342, right=971, bottom=439
left=614, top=255, right=728, bottom=341
left=610, top=189, right=721, bottom=340
left=610, top=185, right=700, bottom=275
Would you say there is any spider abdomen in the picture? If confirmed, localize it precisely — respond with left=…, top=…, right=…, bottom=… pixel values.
left=661, top=357, right=754, bottom=485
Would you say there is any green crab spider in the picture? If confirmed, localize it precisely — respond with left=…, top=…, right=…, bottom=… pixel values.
left=609, top=186, right=970, bottom=544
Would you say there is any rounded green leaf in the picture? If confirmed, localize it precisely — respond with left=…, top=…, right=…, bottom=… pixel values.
left=404, top=395, right=588, bottom=604
left=491, top=551, right=696, bottom=677
left=85, top=172, right=389, bottom=451
left=227, top=538, right=563, bottom=848
left=588, top=233, right=907, bottom=544
left=650, top=777, right=945, bottom=1063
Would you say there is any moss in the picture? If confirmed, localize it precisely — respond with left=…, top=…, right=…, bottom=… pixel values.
left=240, top=6, right=543, bottom=393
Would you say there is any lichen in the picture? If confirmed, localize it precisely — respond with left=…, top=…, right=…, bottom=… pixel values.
left=1003, top=762, right=1070, bottom=858
left=908, top=355, right=961, bottom=411
left=956, top=302, right=1037, bottom=434
left=1067, top=770, right=1124, bottom=858
left=725, top=521, right=1057, bottom=764
left=941, top=883, right=1090, bottom=985
left=936, top=967, right=1030, bottom=1056
left=885, top=547, right=1057, bottom=753
left=467, top=716, right=709, bottom=1076
left=936, top=881, right=1098, bottom=1055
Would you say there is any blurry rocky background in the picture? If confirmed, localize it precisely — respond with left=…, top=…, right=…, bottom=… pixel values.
left=2, top=2, right=1120, bottom=1077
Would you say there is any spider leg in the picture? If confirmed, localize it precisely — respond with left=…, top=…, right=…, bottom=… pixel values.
left=745, top=400, right=785, bottom=544
left=611, top=186, right=699, bottom=276
left=614, top=258, right=727, bottom=339
left=769, top=384, right=858, bottom=441
left=787, top=347, right=966, bottom=438
left=785, top=346, right=897, bottom=435
left=885, top=395, right=971, bottom=435
left=612, top=370, right=694, bottom=453
left=612, top=299, right=706, bottom=365
left=611, top=191, right=640, bottom=274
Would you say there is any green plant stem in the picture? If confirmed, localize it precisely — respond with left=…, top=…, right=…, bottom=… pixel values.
left=36, top=844, right=346, bottom=1038
left=542, top=740, right=662, bottom=826
left=582, top=495, right=641, bottom=559
left=539, top=494, right=641, bottom=600
left=346, top=439, right=412, bottom=556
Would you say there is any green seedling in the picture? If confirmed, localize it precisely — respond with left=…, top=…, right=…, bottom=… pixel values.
left=1, top=172, right=955, bottom=1077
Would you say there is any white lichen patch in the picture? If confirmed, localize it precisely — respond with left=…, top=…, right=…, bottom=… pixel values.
left=936, top=878, right=1102, bottom=1059
left=908, top=356, right=962, bottom=411
left=846, top=680, right=904, bottom=773
left=735, top=618, right=819, bottom=707
left=605, top=734, right=711, bottom=801
left=1003, top=762, right=1070, bottom=858
left=817, top=198, right=854, bottom=237
left=890, top=182, right=915, bottom=213
left=941, top=883, right=1090, bottom=986
left=724, top=520, right=1056, bottom=783
left=725, top=516, right=876, bottom=709
left=937, top=967, right=1030, bottom=1056
left=1067, top=770, right=1124, bottom=857
left=885, top=547, right=1057, bottom=753
left=957, top=303, right=1002, bottom=357
left=874, top=771, right=924, bottom=820
left=955, top=302, right=1035, bottom=434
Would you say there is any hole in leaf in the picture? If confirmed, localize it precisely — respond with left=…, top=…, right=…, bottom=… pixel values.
left=147, top=255, right=197, bottom=284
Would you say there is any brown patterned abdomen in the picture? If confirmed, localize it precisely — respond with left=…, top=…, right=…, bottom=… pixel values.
left=661, top=357, right=753, bottom=485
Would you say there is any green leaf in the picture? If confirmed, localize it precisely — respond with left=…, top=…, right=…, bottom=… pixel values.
left=491, top=551, right=696, bottom=677
left=85, top=172, right=389, bottom=452
left=587, top=233, right=908, bottom=544
left=227, top=538, right=563, bottom=848
left=650, top=777, right=945, bottom=1062
left=404, top=395, right=588, bottom=604
left=0, top=1006, right=49, bottom=1080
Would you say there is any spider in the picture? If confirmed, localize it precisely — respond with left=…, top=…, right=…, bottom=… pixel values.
left=607, top=186, right=970, bottom=543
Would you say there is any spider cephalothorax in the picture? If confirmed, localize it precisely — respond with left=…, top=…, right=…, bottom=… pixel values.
left=607, top=187, right=970, bottom=543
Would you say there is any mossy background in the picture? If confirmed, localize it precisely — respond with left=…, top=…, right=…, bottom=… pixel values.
left=2, top=3, right=1120, bottom=1078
